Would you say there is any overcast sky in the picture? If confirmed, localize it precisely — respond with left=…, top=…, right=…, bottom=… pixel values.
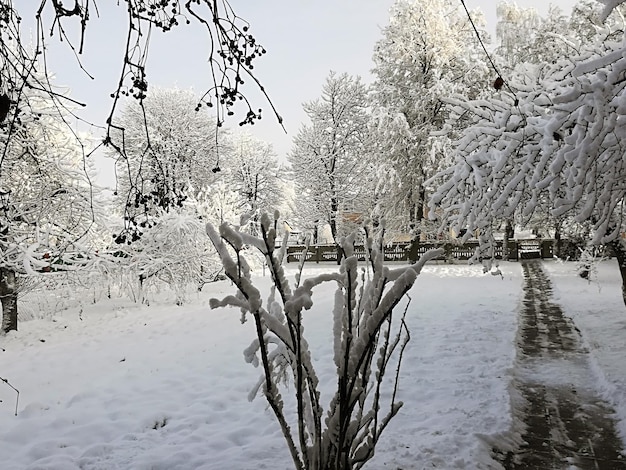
left=31, top=0, right=582, bottom=184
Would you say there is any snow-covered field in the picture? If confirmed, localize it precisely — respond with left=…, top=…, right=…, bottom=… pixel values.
left=1, top=259, right=624, bottom=469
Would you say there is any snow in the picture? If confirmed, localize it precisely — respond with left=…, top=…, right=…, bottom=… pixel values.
left=1, top=260, right=625, bottom=468
left=543, top=259, right=626, bottom=443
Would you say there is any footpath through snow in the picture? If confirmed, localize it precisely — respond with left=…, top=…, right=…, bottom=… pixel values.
left=492, top=260, right=626, bottom=469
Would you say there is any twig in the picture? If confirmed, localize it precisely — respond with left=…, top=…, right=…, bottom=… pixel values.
left=0, top=376, right=19, bottom=416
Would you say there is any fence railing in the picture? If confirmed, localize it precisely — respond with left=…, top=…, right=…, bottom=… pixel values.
left=285, top=239, right=555, bottom=263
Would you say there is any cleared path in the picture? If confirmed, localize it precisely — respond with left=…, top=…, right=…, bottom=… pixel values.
left=493, top=260, right=626, bottom=469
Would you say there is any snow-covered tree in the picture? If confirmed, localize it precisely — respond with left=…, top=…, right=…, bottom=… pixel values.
left=0, top=71, right=100, bottom=332
left=495, top=1, right=619, bottom=74
left=495, top=2, right=543, bottom=66
left=289, top=72, right=375, bottom=246
left=428, top=63, right=563, bottom=262
left=430, top=1, right=626, bottom=304
left=370, top=0, right=488, bottom=250
left=223, top=132, right=285, bottom=235
left=111, top=88, right=224, bottom=243
left=598, top=0, right=626, bottom=21
left=488, top=3, right=579, bottom=253
left=194, top=180, right=242, bottom=227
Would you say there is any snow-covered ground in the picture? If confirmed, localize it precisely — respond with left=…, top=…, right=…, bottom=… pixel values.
left=0, top=259, right=624, bottom=469
left=543, top=259, right=626, bottom=443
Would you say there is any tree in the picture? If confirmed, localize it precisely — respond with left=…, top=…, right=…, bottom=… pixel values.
left=370, top=0, right=488, bottom=249
left=429, top=0, right=626, bottom=304
left=0, top=1, right=279, bottom=327
left=489, top=3, right=577, bottom=256
left=427, top=63, right=562, bottom=264
left=194, top=180, right=242, bottom=227
left=223, top=131, right=285, bottom=235
left=0, top=71, right=100, bottom=332
left=541, top=26, right=626, bottom=303
left=597, top=0, right=626, bottom=21
left=289, top=72, right=375, bottom=247
left=496, top=1, right=617, bottom=257
left=111, top=87, right=224, bottom=243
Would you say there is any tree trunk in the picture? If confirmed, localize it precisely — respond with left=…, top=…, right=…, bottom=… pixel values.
left=407, top=235, right=420, bottom=264
left=609, top=238, right=626, bottom=308
left=0, top=268, right=18, bottom=333
left=330, top=196, right=338, bottom=241
left=407, top=192, right=426, bottom=264
left=554, top=221, right=562, bottom=259
left=138, top=274, right=145, bottom=305
left=336, top=244, right=343, bottom=265
left=503, top=219, right=514, bottom=261
left=330, top=196, right=343, bottom=265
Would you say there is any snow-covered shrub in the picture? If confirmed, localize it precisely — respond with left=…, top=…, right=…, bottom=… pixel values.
left=116, top=210, right=221, bottom=305
left=207, top=212, right=442, bottom=470
left=16, top=270, right=100, bottom=321
left=577, top=245, right=607, bottom=281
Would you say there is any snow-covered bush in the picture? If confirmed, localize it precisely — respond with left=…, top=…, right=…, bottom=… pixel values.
left=577, top=245, right=608, bottom=281
left=207, top=212, right=442, bottom=470
left=115, top=210, right=221, bottom=305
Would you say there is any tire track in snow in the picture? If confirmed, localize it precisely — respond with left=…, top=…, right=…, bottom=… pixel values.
left=493, top=260, right=626, bottom=469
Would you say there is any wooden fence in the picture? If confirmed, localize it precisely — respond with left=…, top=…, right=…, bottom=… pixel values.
left=285, top=239, right=555, bottom=263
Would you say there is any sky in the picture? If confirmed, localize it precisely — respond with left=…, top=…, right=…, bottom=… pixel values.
left=25, top=0, right=581, bottom=185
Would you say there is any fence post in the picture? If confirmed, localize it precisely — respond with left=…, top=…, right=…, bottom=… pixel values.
left=541, top=240, right=553, bottom=258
